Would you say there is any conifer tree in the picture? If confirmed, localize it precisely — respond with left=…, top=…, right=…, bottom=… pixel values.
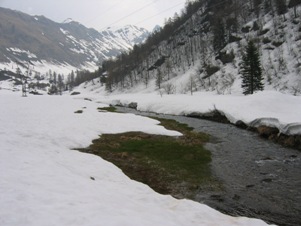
left=57, top=74, right=64, bottom=95
left=241, top=40, right=264, bottom=95
left=213, top=19, right=226, bottom=53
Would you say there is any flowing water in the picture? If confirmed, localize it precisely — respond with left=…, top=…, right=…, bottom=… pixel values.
left=116, top=107, right=301, bottom=226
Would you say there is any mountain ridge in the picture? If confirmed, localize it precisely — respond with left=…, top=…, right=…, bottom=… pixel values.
left=0, top=7, right=150, bottom=74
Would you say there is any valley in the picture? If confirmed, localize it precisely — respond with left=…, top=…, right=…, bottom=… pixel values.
left=1, top=1, right=301, bottom=226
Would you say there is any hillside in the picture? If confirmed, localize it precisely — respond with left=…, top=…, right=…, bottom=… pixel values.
left=102, top=0, right=301, bottom=95
left=0, top=7, right=150, bottom=74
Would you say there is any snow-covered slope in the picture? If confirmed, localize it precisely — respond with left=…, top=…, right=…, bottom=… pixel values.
left=102, top=3, right=301, bottom=95
left=0, top=7, right=150, bottom=74
left=100, top=25, right=150, bottom=50
left=0, top=90, right=274, bottom=226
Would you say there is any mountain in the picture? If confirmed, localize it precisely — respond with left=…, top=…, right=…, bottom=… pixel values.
left=101, top=1, right=301, bottom=95
left=101, top=25, right=151, bottom=49
left=0, top=7, right=150, bottom=74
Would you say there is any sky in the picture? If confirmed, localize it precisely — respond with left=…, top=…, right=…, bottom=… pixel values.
left=0, top=0, right=187, bottom=31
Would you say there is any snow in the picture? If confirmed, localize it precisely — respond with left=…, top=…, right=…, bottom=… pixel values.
left=60, top=28, right=69, bottom=35
left=0, top=89, right=274, bottom=226
left=77, top=81, right=301, bottom=135
left=99, top=25, right=149, bottom=50
left=6, top=48, right=37, bottom=59
left=0, top=59, right=97, bottom=77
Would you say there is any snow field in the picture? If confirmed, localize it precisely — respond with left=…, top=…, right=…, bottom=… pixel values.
left=0, top=90, right=274, bottom=226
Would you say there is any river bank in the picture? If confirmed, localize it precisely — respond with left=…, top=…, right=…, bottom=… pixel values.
left=114, top=107, right=301, bottom=226
left=185, top=110, right=301, bottom=151
left=90, top=91, right=301, bottom=151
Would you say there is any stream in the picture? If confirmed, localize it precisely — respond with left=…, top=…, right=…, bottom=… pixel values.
left=116, top=107, right=301, bottom=226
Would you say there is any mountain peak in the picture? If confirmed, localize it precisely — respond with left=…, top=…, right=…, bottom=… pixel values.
left=101, top=25, right=148, bottom=33
left=100, top=25, right=150, bottom=47
left=62, top=18, right=74, bottom=24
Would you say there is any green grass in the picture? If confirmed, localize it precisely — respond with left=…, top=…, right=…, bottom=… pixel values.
left=111, top=134, right=211, bottom=183
left=152, top=117, right=194, bottom=133
left=80, top=117, right=216, bottom=198
left=97, top=106, right=117, bottom=112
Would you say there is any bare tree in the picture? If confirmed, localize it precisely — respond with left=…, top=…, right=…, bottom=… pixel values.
left=165, top=58, right=173, bottom=80
left=187, top=75, right=197, bottom=95
left=163, top=83, right=176, bottom=94
left=288, top=0, right=301, bottom=18
left=156, top=68, right=163, bottom=89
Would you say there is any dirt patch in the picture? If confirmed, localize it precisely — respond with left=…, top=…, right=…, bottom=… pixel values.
left=255, top=126, right=301, bottom=150
left=257, top=125, right=279, bottom=138
left=74, top=110, right=83, bottom=114
left=274, top=134, right=301, bottom=150
left=186, top=110, right=230, bottom=124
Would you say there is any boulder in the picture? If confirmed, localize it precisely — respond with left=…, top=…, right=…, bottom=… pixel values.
left=128, top=102, right=138, bottom=109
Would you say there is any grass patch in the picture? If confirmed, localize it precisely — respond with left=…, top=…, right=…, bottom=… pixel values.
left=152, top=117, right=194, bottom=133
left=97, top=106, right=117, bottom=112
left=79, top=117, right=219, bottom=199
left=74, top=110, right=83, bottom=114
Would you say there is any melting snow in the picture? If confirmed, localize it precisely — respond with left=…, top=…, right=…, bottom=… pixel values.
left=0, top=90, right=274, bottom=226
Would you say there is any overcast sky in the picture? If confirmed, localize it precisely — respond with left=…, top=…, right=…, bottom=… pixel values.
left=0, top=0, right=187, bottom=31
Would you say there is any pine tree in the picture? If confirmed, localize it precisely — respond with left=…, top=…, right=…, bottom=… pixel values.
left=213, top=19, right=226, bottom=53
left=156, top=68, right=163, bottom=89
left=241, top=41, right=264, bottom=95
left=57, top=74, right=64, bottom=95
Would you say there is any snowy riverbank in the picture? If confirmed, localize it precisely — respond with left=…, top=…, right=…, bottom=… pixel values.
left=0, top=90, right=276, bottom=226
left=77, top=82, right=301, bottom=136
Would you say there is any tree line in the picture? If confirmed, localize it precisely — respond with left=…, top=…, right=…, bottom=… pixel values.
left=47, top=69, right=102, bottom=94
left=14, top=67, right=102, bottom=95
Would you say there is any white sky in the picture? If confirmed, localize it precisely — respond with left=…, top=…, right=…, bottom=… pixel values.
left=0, top=0, right=187, bottom=31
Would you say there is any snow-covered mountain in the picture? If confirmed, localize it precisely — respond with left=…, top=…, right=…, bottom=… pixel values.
left=0, top=7, right=150, bottom=74
left=100, top=25, right=151, bottom=50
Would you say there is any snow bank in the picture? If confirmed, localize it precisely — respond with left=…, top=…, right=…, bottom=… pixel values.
left=0, top=90, right=273, bottom=226
left=91, top=90, right=301, bottom=135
